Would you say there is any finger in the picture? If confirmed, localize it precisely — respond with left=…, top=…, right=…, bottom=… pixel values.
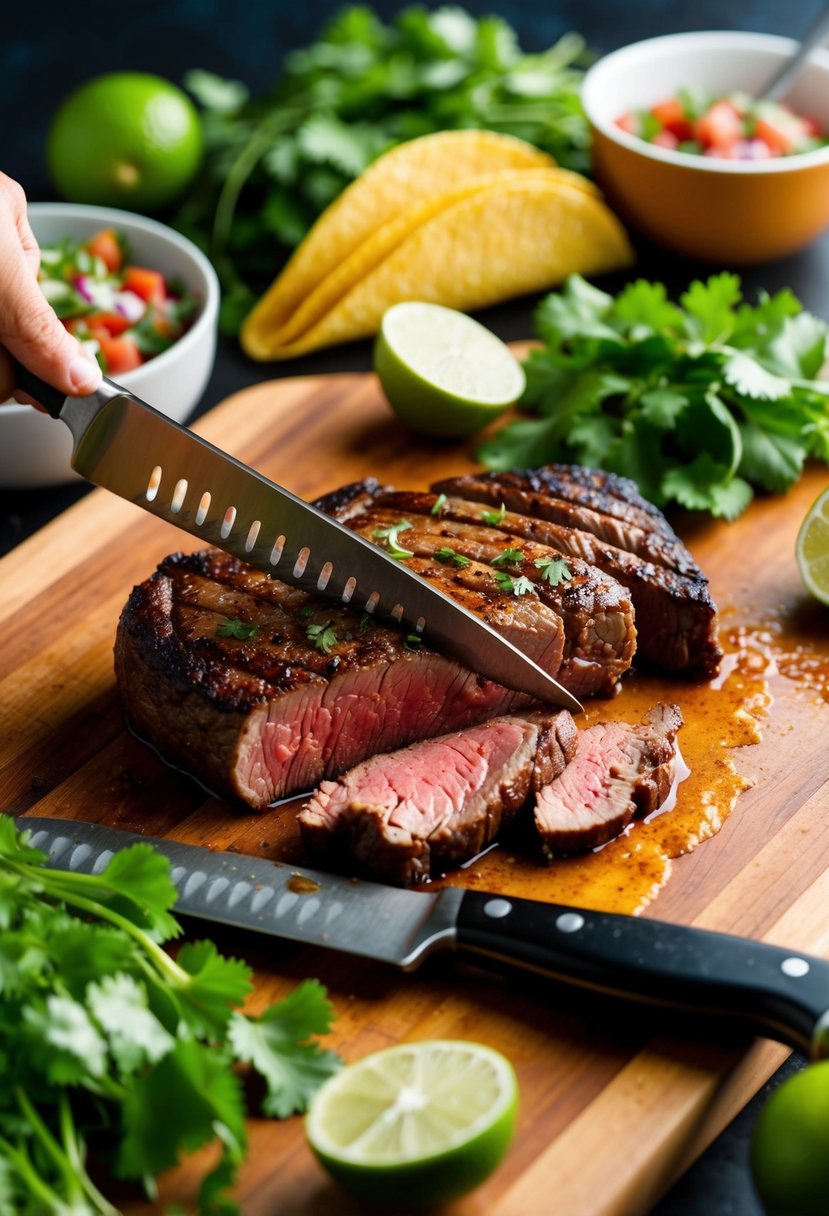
left=0, top=252, right=102, bottom=397
left=0, top=347, right=14, bottom=403
left=16, top=207, right=41, bottom=277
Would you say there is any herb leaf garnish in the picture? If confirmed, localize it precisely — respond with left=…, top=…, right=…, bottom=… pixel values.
left=478, top=272, right=829, bottom=520
left=217, top=618, right=260, bottom=640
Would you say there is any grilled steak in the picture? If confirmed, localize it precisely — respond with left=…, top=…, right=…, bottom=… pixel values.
left=350, top=508, right=634, bottom=697
left=316, top=492, right=637, bottom=699
left=431, top=469, right=701, bottom=578
left=115, top=550, right=534, bottom=809
left=534, top=703, right=683, bottom=856
left=300, top=710, right=577, bottom=885
left=354, top=486, right=720, bottom=677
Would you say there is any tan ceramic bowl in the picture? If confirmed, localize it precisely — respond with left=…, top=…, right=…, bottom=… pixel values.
left=582, top=31, right=829, bottom=264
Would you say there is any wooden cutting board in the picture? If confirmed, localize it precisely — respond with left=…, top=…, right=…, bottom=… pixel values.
left=4, top=368, right=829, bottom=1216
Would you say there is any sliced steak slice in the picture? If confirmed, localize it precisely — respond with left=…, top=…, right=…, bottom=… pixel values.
left=431, top=470, right=700, bottom=578
left=300, top=710, right=577, bottom=885
left=534, top=703, right=683, bottom=856
left=366, top=487, right=720, bottom=678
left=340, top=504, right=636, bottom=697
left=115, top=549, right=533, bottom=810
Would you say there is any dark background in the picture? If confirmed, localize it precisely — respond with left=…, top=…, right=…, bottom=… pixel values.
left=3, top=2, right=827, bottom=1212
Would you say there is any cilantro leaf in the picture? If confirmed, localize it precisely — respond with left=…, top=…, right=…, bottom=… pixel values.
left=680, top=273, right=742, bottom=343
left=117, top=1039, right=247, bottom=1179
left=228, top=981, right=341, bottom=1118
left=175, top=941, right=254, bottom=1038
left=611, top=279, right=685, bottom=333
left=0, top=819, right=338, bottom=1213
left=306, top=620, right=339, bottom=654
left=216, top=617, right=260, bottom=640
left=534, top=556, right=572, bottom=585
left=491, top=547, right=525, bottom=567
left=493, top=571, right=535, bottom=596
left=88, top=973, right=175, bottom=1074
left=483, top=271, right=829, bottom=520
left=722, top=351, right=790, bottom=401
left=434, top=546, right=471, bottom=567
left=738, top=422, right=805, bottom=494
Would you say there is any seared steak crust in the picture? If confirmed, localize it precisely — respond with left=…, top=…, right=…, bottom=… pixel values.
left=115, top=549, right=530, bottom=808
left=342, top=505, right=636, bottom=697
left=534, top=703, right=683, bottom=856
left=366, top=488, right=720, bottom=677
left=300, top=710, right=577, bottom=884
left=431, top=470, right=700, bottom=577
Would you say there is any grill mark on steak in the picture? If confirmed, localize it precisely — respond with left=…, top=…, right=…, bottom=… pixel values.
left=534, top=703, right=683, bottom=856
left=431, top=471, right=700, bottom=577
left=340, top=505, right=636, bottom=698
left=300, top=710, right=577, bottom=885
left=365, top=488, right=721, bottom=678
left=115, top=549, right=531, bottom=809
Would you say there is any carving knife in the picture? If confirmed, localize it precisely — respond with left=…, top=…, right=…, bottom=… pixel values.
left=15, top=369, right=580, bottom=713
left=18, top=815, right=829, bottom=1059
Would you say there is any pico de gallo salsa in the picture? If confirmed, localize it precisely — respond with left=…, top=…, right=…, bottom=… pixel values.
left=37, top=229, right=199, bottom=375
left=616, top=90, right=826, bottom=160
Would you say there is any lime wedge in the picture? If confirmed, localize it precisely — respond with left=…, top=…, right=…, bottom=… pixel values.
left=796, top=486, right=829, bottom=605
left=374, top=302, right=526, bottom=438
left=305, top=1039, right=518, bottom=1205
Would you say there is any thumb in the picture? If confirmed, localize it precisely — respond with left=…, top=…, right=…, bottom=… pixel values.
left=0, top=249, right=102, bottom=398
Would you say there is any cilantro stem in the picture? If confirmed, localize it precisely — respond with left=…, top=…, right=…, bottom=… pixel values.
left=59, top=1093, right=121, bottom=1216
left=15, top=1087, right=84, bottom=1206
left=212, top=105, right=307, bottom=263
left=9, top=863, right=189, bottom=987
left=0, top=1133, right=69, bottom=1212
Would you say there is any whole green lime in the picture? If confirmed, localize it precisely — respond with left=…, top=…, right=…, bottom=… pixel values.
left=751, top=1061, right=829, bottom=1215
left=47, top=72, right=203, bottom=211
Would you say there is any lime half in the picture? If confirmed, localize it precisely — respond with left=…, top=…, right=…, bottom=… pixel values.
left=796, top=486, right=829, bottom=606
left=305, top=1039, right=518, bottom=1206
left=374, top=302, right=526, bottom=439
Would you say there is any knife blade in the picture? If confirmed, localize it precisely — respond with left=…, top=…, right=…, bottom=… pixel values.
left=15, top=368, right=580, bottom=712
left=19, top=815, right=829, bottom=1060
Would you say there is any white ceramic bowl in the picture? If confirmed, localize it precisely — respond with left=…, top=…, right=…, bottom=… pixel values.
left=1, top=202, right=220, bottom=488
left=582, top=32, right=829, bottom=263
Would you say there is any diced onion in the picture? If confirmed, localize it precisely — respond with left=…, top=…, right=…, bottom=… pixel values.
left=114, top=290, right=146, bottom=323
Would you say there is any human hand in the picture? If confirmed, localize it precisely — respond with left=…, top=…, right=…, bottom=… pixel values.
left=0, top=172, right=102, bottom=404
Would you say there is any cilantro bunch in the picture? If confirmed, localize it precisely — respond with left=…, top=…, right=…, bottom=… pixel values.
left=0, top=818, right=340, bottom=1214
left=478, top=274, right=829, bottom=520
left=175, top=5, right=590, bottom=333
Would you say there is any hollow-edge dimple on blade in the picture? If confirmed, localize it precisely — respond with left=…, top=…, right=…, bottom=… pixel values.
left=18, top=817, right=463, bottom=970
left=57, top=383, right=581, bottom=711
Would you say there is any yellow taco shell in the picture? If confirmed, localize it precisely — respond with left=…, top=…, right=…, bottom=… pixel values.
left=241, top=130, right=555, bottom=354
left=243, top=166, right=596, bottom=357
left=257, top=172, right=634, bottom=360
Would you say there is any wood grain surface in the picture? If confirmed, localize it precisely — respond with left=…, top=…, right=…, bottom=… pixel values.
left=4, top=369, right=829, bottom=1215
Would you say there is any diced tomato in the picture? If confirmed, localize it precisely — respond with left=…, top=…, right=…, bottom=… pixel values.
left=652, top=129, right=679, bottom=150
left=650, top=99, right=694, bottom=142
left=123, top=266, right=166, bottom=307
left=96, top=333, right=143, bottom=374
left=695, top=101, right=743, bottom=151
left=86, top=229, right=123, bottom=275
left=802, top=114, right=823, bottom=138
left=616, top=111, right=641, bottom=136
left=85, top=310, right=131, bottom=336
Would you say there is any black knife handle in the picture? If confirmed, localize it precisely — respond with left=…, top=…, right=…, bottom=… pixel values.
left=456, top=890, right=829, bottom=1057
left=13, top=362, right=68, bottom=418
